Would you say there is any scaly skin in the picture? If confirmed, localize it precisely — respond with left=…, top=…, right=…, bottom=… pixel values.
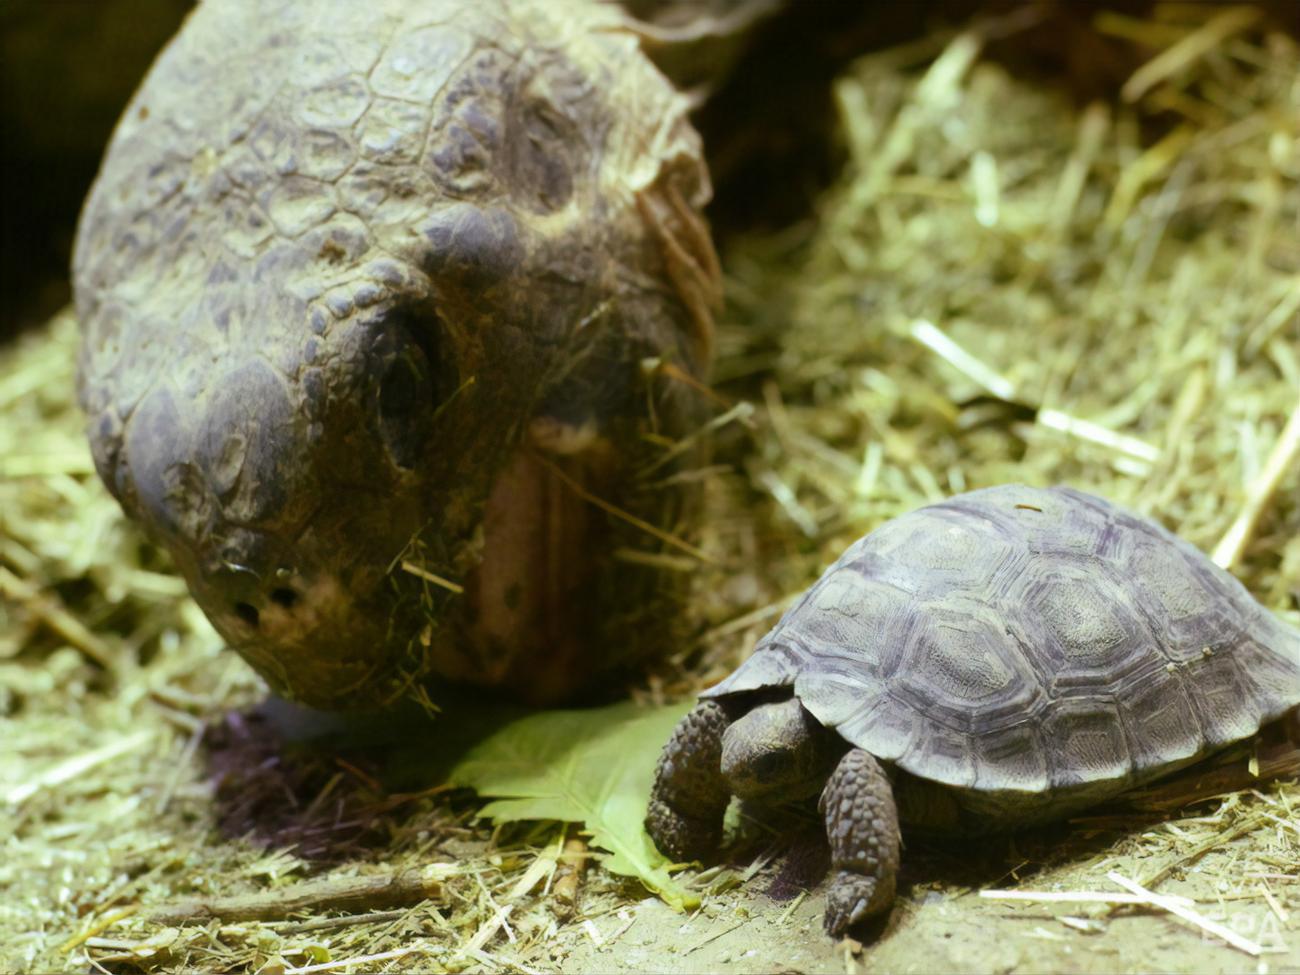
left=820, top=749, right=901, bottom=936
left=645, top=700, right=733, bottom=861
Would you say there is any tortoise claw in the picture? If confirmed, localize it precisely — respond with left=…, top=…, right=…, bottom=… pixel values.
left=824, top=870, right=888, bottom=936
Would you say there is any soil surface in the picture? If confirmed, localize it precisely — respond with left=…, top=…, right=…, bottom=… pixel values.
left=529, top=819, right=1299, bottom=974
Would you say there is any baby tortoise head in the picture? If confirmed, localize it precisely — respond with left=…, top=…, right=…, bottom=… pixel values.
left=74, top=0, right=715, bottom=709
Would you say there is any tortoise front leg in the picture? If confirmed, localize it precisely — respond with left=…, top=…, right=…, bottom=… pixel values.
left=645, top=700, right=732, bottom=861
left=820, top=749, right=901, bottom=936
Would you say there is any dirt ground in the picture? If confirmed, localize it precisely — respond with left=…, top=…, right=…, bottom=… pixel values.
left=5, top=666, right=1297, bottom=974
left=538, top=839, right=1300, bottom=975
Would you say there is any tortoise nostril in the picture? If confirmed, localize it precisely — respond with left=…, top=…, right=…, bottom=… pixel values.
left=270, top=587, right=298, bottom=610
left=234, top=602, right=260, bottom=627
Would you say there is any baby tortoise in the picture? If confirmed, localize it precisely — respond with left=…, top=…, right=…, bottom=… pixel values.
left=73, top=0, right=785, bottom=709
left=647, top=484, right=1300, bottom=936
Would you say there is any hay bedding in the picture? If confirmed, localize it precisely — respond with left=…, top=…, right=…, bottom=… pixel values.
left=2, top=5, right=1298, bottom=972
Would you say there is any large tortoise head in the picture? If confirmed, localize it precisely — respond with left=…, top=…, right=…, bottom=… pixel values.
left=73, top=0, right=716, bottom=708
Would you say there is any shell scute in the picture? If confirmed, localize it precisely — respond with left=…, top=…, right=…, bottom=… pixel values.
left=894, top=598, right=1042, bottom=727
left=902, top=718, right=978, bottom=788
left=972, top=721, right=1050, bottom=793
left=1021, top=564, right=1157, bottom=694
left=832, top=698, right=919, bottom=764
left=1186, top=650, right=1269, bottom=745
left=862, top=506, right=1026, bottom=599
left=783, top=569, right=912, bottom=677
left=1039, top=695, right=1133, bottom=786
left=1118, top=665, right=1202, bottom=768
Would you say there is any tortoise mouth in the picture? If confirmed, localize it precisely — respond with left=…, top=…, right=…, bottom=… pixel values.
left=211, top=569, right=429, bottom=711
left=170, top=518, right=443, bottom=712
left=184, top=448, right=601, bottom=710
left=175, top=443, right=635, bottom=710
left=206, top=457, right=599, bottom=709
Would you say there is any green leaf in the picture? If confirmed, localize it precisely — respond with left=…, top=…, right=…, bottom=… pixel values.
left=446, top=699, right=698, bottom=911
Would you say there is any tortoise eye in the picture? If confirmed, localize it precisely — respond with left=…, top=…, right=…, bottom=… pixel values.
left=376, top=315, right=447, bottom=469
left=379, top=346, right=426, bottom=420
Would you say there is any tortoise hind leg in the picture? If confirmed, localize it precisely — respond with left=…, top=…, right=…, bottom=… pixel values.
left=820, top=749, right=901, bottom=936
left=645, top=700, right=732, bottom=861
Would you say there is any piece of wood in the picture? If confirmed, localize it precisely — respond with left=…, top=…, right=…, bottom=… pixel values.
left=141, top=866, right=450, bottom=924
left=552, top=837, right=589, bottom=920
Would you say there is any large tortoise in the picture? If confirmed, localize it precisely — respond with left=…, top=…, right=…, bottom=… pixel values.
left=646, top=484, right=1300, bottom=936
left=73, top=0, right=778, bottom=709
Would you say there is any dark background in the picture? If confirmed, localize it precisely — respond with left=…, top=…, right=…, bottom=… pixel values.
left=1, top=0, right=193, bottom=339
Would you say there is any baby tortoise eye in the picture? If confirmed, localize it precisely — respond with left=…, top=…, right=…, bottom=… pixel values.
left=375, top=309, right=455, bottom=470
